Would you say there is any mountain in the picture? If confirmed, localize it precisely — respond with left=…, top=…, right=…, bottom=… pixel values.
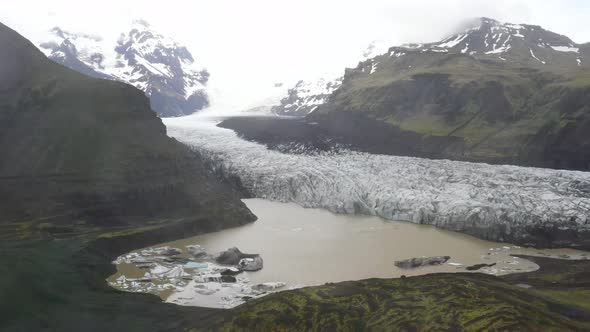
left=38, top=20, right=209, bottom=117
left=272, top=41, right=390, bottom=117
left=271, top=77, right=343, bottom=116
left=235, top=18, right=590, bottom=170
left=0, top=20, right=255, bottom=331
left=0, top=21, right=254, bottom=234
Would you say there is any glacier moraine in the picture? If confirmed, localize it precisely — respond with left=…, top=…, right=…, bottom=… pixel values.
left=164, top=116, right=590, bottom=249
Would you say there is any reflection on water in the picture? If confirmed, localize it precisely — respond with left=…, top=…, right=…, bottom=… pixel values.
left=109, top=198, right=588, bottom=308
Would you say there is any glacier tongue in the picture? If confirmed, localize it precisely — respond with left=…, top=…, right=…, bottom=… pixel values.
left=165, top=118, right=590, bottom=248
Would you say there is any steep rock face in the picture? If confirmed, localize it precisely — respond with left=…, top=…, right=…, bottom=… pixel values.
left=0, top=22, right=254, bottom=228
left=291, top=18, right=590, bottom=170
left=38, top=20, right=209, bottom=117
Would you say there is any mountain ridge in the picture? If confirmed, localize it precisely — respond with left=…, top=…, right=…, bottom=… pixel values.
left=0, top=21, right=253, bottom=228
left=241, top=17, right=590, bottom=170
left=38, top=20, right=209, bottom=117
left=274, top=17, right=587, bottom=118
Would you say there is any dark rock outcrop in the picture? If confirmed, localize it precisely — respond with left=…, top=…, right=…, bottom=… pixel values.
left=394, top=256, right=451, bottom=269
left=466, top=263, right=497, bottom=271
left=215, top=247, right=260, bottom=265
left=238, top=256, right=264, bottom=271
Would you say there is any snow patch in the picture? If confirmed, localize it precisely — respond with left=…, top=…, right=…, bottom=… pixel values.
left=438, top=34, right=468, bottom=48
left=530, top=49, right=546, bottom=64
left=550, top=45, right=580, bottom=53
left=370, top=62, right=378, bottom=74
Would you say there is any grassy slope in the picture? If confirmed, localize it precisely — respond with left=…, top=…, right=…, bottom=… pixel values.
left=0, top=218, right=233, bottom=332
left=314, top=50, right=590, bottom=169
left=205, top=256, right=590, bottom=332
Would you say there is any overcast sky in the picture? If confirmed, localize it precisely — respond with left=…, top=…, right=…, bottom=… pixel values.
left=2, top=0, right=590, bottom=111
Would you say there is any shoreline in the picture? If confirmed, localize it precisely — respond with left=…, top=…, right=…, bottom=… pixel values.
left=105, top=198, right=589, bottom=309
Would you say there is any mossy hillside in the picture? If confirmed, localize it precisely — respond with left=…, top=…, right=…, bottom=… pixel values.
left=0, top=216, right=238, bottom=332
left=203, top=256, right=590, bottom=332
left=310, top=50, right=590, bottom=169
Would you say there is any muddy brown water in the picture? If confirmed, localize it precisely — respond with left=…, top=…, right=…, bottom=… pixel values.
left=109, top=198, right=588, bottom=303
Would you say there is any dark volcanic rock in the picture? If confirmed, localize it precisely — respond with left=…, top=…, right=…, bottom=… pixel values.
left=206, top=275, right=237, bottom=283
left=394, top=256, right=451, bottom=269
left=220, top=268, right=242, bottom=276
left=215, top=247, right=260, bottom=265
left=238, top=256, right=264, bottom=271
left=466, top=263, right=497, bottom=271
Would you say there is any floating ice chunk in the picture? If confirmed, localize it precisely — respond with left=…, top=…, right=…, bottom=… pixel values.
left=150, top=265, right=170, bottom=275
left=185, top=262, right=208, bottom=270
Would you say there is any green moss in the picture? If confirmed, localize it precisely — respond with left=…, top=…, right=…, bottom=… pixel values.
left=97, top=224, right=163, bottom=239
left=538, top=290, right=590, bottom=312
left=200, top=256, right=590, bottom=331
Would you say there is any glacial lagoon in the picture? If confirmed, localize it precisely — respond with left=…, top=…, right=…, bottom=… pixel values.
left=109, top=198, right=588, bottom=308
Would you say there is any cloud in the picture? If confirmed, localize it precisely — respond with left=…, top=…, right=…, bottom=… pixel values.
left=1, top=0, right=589, bottom=111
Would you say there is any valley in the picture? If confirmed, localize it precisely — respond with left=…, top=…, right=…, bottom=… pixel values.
left=1, top=8, right=589, bottom=331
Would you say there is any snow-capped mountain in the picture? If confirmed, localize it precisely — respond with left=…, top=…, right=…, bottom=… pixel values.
left=38, top=20, right=209, bottom=117
left=271, top=77, right=343, bottom=116
left=272, top=40, right=392, bottom=117
left=388, top=17, right=585, bottom=66
left=273, top=18, right=587, bottom=117
left=271, top=40, right=388, bottom=117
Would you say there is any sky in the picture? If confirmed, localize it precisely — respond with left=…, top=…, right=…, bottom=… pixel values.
left=2, top=0, right=590, bottom=112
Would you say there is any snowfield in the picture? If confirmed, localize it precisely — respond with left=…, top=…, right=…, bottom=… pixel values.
left=165, top=117, right=590, bottom=248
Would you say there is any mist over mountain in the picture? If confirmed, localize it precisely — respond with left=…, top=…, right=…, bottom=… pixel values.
left=244, top=18, right=590, bottom=170
left=38, top=20, right=209, bottom=117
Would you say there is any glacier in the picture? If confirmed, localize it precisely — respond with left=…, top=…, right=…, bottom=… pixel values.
left=165, top=117, right=590, bottom=249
